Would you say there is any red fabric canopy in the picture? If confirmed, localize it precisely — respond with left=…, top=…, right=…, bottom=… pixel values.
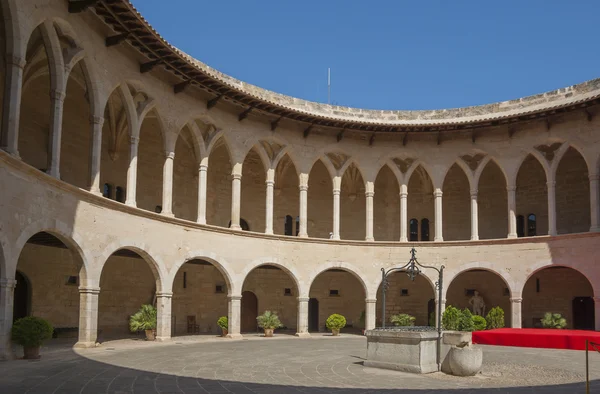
left=472, top=328, right=600, bottom=351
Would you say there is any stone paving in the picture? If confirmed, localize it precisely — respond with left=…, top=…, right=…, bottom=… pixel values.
left=2, top=334, right=600, bottom=393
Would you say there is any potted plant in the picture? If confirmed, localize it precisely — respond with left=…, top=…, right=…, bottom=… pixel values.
left=485, top=306, right=505, bottom=329
left=390, top=313, right=416, bottom=327
left=129, top=304, right=157, bottom=341
left=217, top=316, right=228, bottom=336
left=541, top=312, right=567, bottom=329
left=326, top=314, right=346, bottom=336
left=11, top=316, right=53, bottom=359
left=441, top=306, right=482, bottom=376
left=256, top=310, right=282, bottom=337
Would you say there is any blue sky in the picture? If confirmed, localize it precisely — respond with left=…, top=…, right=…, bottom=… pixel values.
left=133, top=1, right=599, bottom=110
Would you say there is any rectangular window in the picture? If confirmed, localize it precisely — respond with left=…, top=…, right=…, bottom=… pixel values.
left=103, top=183, right=112, bottom=199
left=65, top=276, right=78, bottom=286
left=215, top=285, right=224, bottom=294
left=115, top=186, right=125, bottom=203
left=183, top=272, right=187, bottom=289
left=284, top=288, right=292, bottom=296
left=465, top=289, right=475, bottom=297
left=401, top=289, right=409, bottom=296
left=329, top=289, right=339, bottom=296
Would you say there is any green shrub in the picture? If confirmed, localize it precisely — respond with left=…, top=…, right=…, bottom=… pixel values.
left=256, top=311, right=282, bottom=329
left=11, top=316, right=53, bottom=347
left=217, top=316, right=228, bottom=330
left=472, top=315, right=487, bottom=331
left=326, top=314, right=347, bottom=330
left=541, top=312, right=567, bottom=329
left=485, top=307, right=505, bottom=329
left=390, top=313, right=416, bottom=327
left=442, top=305, right=461, bottom=330
left=129, top=304, right=157, bottom=332
left=458, top=308, right=475, bottom=331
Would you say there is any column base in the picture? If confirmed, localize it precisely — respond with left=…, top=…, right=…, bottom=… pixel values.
left=155, top=336, right=171, bottom=342
left=196, top=218, right=207, bottom=225
left=125, top=200, right=136, bottom=207
left=74, top=341, right=98, bottom=348
left=399, top=237, right=408, bottom=242
left=434, top=237, right=443, bottom=242
left=590, top=226, right=600, bottom=232
left=507, top=233, right=517, bottom=239
left=225, top=333, right=243, bottom=339
left=470, top=236, right=479, bottom=241
left=365, top=237, right=374, bottom=242
left=0, top=348, right=16, bottom=360
left=298, top=233, right=308, bottom=238
left=230, top=225, right=242, bottom=231
left=332, top=235, right=340, bottom=240
left=265, top=230, right=274, bottom=235
left=160, top=212, right=175, bottom=218
left=295, top=332, right=311, bottom=338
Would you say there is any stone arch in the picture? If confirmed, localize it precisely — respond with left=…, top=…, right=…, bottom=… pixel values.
left=136, top=106, right=165, bottom=213
left=477, top=158, right=508, bottom=239
left=274, top=152, right=299, bottom=235
left=206, top=135, right=233, bottom=227
left=307, top=158, right=334, bottom=239
left=240, top=258, right=303, bottom=297
left=305, top=262, right=371, bottom=299
left=0, top=0, right=22, bottom=58
left=172, top=124, right=202, bottom=221
left=407, top=164, right=435, bottom=241
left=404, top=160, right=436, bottom=187
left=516, top=153, right=549, bottom=236
left=555, top=146, right=590, bottom=234
left=374, top=163, right=400, bottom=241
left=442, top=162, right=471, bottom=241
left=169, top=252, right=236, bottom=295
left=340, top=162, right=366, bottom=240
left=240, top=145, right=267, bottom=232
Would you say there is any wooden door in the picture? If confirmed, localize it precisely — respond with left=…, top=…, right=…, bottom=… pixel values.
left=241, top=291, right=258, bottom=332
left=573, top=296, right=595, bottom=330
left=13, top=271, right=29, bottom=321
left=308, top=298, right=319, bottom=332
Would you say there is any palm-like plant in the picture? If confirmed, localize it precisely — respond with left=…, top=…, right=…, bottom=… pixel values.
left=256, top=310, right=283, bottom=329
left=129, top=304, right=157, bottom=332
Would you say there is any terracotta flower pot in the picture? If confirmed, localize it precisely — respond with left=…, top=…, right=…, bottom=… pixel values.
left=331, top=328, right=340, bottom=336
left=23, top=346, right=40, bottom=359
left=145, top=329, right=156, bottom=341
left=264, top=328, right=274, bottom=337
left=221, top=328, right=228, bottom=337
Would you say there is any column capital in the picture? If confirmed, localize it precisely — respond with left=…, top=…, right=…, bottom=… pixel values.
left=589, top=173, right=600, bottom=182
left=433, top=190, right=443, bottom=198
left=265, top=179, right=275, bottom=186
left=434, top=298, right=447, bottom=304
left=50, top=89, right=66, bottom=102
left=333, top=188, right=341, bottom=196
left=78, top=286, right=101, bottom=295
left=506, top=185, right=517, bottom=192
left=7, top=54, right=26, bottom=69
left=399, top=191, right=408, bottom=198
left=130, top=136, right=139, bottom=144
left=165, top=151, right=175, bottom=160
left=546, top=181, right=556, bottom=188
left=156, top=291, right=173, bottom=299
left=297, top=297, right=310, bottom=302
left=365, top=298, right=377, bottom=304
left=299, top=173, right=309, bottom=188
left=199, top=163, right=208, bottom=171
left=228, top=295, right=242, bottom=301
left=231, top=173, right=242, bottom=181
left=365, top=191, right=375, bottom=198
left=470, top=189, right=478, bottom=198
left=299, top=184, right=308, bottom=192
left=89, top=115, right=104, bottom=125
left=0, top=278, right=17, bottom=289
left=509, top=297, right=523, bottom=303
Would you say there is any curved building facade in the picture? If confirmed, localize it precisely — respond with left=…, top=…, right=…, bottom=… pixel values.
left=0, top=0, right=599, bottom=356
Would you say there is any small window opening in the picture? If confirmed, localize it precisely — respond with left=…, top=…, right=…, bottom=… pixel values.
left=420, top=218, right=430, bottom=241
left=65, top=276, right=78, bottom=286
left=409, top=219, right=418, bottom=241
left=401, top=289, right=409, bottom=296
left=183, top=272, right=187, bottom=289
left=103, top=183, right=112, bottom=198
left=517, top=215, right=525, bottom=237
left=215, top=285, right=224, bottom=294
left=115, top=186, right=125, bottom=203
left=284, top=288, right=292, bottom=296
left=284, top=215, right=293, bottom=236
left=527, top=214, right=537, bottom=237
left=329, top=289, right=339, bottom=296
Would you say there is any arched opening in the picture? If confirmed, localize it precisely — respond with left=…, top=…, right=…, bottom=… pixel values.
left=516, top=155, right=548, bottom=236
left=374, top=164, right=399, bottom=241
left=16, top=232, right=84, bottom=340
left=173, top=126, right=200, bottom=221
left=100, top=87, right=129, bottom=202
left=340, top=163, right=365, bottom=240
left=307, top=159, right=333, bottom=239
left=0, top=2, right=6, bottom=142
left=523, top=266, right=594, bottom=329
left=442, top=164, right=470, bottom=241
left=274, top=154, right=298, bottom=236
left=376, top=272, right=435, bottom=327
left=407, top=166, right=434, bottom=241
left=18, top=24, right=52, bottom=171
left=240, top=147, right=266, bottom=232
left=409, top=218, right=418, bottom=241
left=420, top=218, right=430, bottom=241
left=309, top=269, right=365, bottom=333
left=446, top=269, right=511, bottom=327
left=136, top=109, right=163, bottom=213
left=478, top=160, right=508, bottom=239
left=556, top=147, right=590, bottom=234
left=98, top=248, right=159, bottom=341
left=206, top=138, right=232, bottom=227
left=241, top=265, right=298, bottom=334
left=171, top=259, right=229, bottom=336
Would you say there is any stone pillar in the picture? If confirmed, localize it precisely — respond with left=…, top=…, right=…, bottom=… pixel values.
left=332, top=176, right=341, bottom=240
left=435, top=298, right=446, bottom=328
left=400, top=184, right=408, bottom=242
left=589, top=174, right=600, bottom=232
left=230, top=163, right=242, bottom=230
left=547, top=180, right=557, bottom=236
left=226, top=295, right=242, bottom=338
left=197, top=161, right=208, bottom=224
left=161, top=152, right=175, bottom=217
left=594, top=297, right=600, bottom=331
left=47, top=89, right=66, bottom=178
left=1, top=55, right=26, bottom=157
left=510, top=296, right=522, bottom=329
left=365, top=298, right=377, bottom=330
left=507, top=185, right=517, bottom=238
left=75, top=286, right=100, bottom=348
left=298, top=173, right=309, bottom=237
left=0, top=278, right=16, bottom=360
left=155, top=292, right=172, bottom=341
left=125, top=136, right=139, bottom=207
left=295, top=297, right=310, bottom=337
left=265, top=169, right=275, bottom=234
left=470, top=189, right=479, bottom=241
left=365, top=182, right=375, bottom=241
left=433, top=188, right=443, bottom=242
left=88, top=116, right=104, bottom=195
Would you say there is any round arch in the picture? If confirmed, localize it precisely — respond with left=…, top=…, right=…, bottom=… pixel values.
left=169, top=252, right=236, bottom=295
left=239, top=258, right=303, bottom=297
left=305, top=262, right=371, bottom=299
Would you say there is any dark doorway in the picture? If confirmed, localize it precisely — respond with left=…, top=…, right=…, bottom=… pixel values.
left=308, top=298, right=319, bottom=332
left=13, top=271, right=30, bottom=321
left=573, top=296, right=595, bottom=330
left=241, top=291, right=258, bottom=332
left=427, top=298, right=435, bottom=326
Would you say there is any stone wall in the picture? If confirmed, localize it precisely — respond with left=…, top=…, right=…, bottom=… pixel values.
left=442, top=164, right=471, bottom=241
left=376, top=274, right=435, bottom=326
left=516, top=155, right=549, bottom=236
left=556, top=148, right=590, bottom=234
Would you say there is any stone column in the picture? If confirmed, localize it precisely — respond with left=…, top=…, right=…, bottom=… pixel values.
left=433, top=188, right=443, bottom=242
left=1, top=55, right=26, bottom=156
left=47, top=89, right=66, bottom=178
left=295, top=297, right=310, bottom=337
left=161, top=152, right=175, bottom=217
left=265, top=168, right=275, bottom=234
left=510, top=296, right=522, bottom=329
left=88, top=116, right=104, bottom=195
left=435, top=298, right=446, bottom=328
left=155, top=292, right=172, bottom=341
left=0, top=278, right=16, bottom=360
left=589, top=174, right=600, bottom=232
left=365, top=182, right=375, bottom=241
left=298, top=173, right=309, bottom=237
left=75, top=286, right=100, bottom=348
left=547, top=180, right=557, bottom=236
left=400, top=184, right=408, bottom=242
left=226, top=295, right=242, bottom=338
left=470, top=189, right=479, bottom=241
left=594, top=297, right=600, bottom=331
left=507, top=185, right=517, bottom=238
left=332, top=176, right=341, bottom=240
left=365, top=298, right=377, bottom=330
left=197, top=161, right=208, bottom=224
left=230, top=163, right=242, bottom=230
left=125, top=136, right=139, bottom=207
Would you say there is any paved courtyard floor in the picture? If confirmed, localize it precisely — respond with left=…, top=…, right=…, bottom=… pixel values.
left=2, top=334, right=600, bottom=393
